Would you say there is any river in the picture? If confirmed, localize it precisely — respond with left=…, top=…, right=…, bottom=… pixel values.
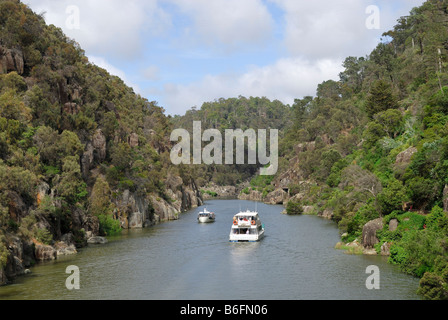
left=0, top=199, right=420, bottom=300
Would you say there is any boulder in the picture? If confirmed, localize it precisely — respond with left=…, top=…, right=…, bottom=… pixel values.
left=319, top=208, right=334, bottom=220
left=87, top=236, right=108, bottom=244
left=264, top=188, right=288, bottom=205
left=389, top=218, right=399, bottom=232
left=381, top=242, right=392, bottom=256
left=34, top=244, right=57, bottom=261
left=395, top=146, right=417, bottom=165
left=302, top=206, right=314, bottom=214
left=362, top=218, right=383, bottom=249
left=54, top=241, right=77, bottom=257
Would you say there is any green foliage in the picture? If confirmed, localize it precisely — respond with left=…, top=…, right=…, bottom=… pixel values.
left=90, top=177, right=113, bottom=217
left=98, top=214, right=121, bottom=236
left=0, top=233, right=8, bottom=269
left=201, top=190, right=218, bottom=197
left=406, top=176, right=437, bottom=209
left=56, top=156, right=86, bottom=204
left=286, top=200, right=303, bottom=215
left=377, top=178, right=408, bottom=214
left=365, top=80, right=399, bottom=119
left=417, top=256, right=448, bottom=300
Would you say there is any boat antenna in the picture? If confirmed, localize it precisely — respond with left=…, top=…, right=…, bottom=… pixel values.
left=255, top=201, right=257, bottom=212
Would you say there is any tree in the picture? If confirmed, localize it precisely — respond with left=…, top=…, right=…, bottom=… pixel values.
left=339, top=56, right=366, bottom=95
left=89, top=176, right=112, bottom=217
left=374, top=109, right=404, bottom=138
left=377, top=178, right=409, bottom=214
left=366, top=80, right=398, bottom=118
left=407, top=176, right=436, bottom=209
left=286, top=200, right=303, bottom=215
left=56, top=156, right=86, bottom=203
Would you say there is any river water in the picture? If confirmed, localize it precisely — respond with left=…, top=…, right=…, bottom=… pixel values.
left=0, top=200, right=420, bottom=300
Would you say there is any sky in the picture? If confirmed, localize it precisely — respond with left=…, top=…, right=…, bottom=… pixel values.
left=25, top=0, right=426, bottom=116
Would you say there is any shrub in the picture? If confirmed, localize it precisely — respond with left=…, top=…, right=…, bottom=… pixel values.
left=98, top=214, right=121, bottom=236
left=286, top=200, right=303, bottom=215
left=377, top=178, right=409, bottom=215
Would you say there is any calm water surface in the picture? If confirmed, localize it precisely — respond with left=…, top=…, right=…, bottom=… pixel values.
left=0, top=200, right=420, bottom=300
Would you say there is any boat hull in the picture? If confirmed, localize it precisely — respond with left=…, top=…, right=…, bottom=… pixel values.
left=198, top=216, right=215, bottom=223
left=229, top=229, right=265, bottom=242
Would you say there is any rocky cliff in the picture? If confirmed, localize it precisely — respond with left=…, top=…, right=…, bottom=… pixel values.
left=0, top=176, right=202, bottom=286
left=0, top=0, right=204, bottom=286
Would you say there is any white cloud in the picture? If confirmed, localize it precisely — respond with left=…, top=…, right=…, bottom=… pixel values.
left=26, top=0, right=172, bottom=59
left=161, top=57, right=344, bottom=115
left=269, top=0, right=426, bottom=60
left=171, top=0, right=274, bottom=52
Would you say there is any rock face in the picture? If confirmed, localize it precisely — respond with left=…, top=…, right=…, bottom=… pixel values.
left=264, top=189, right=289, bottom=205
left=54, top=233, right=78, bottom=256
left=63, top=102, right=80, bottom=115
left=238, top=190, right=263, bottom=202
left=362, top=218, right=383, bottom=249
left=128, top=133, right=139, bottom=148
left=92, top=129, right=107, bottom=162
left=81, top=143, right=95, bottom=179
left=201, top=184, right=238, bottom=199
left=117, top=190, right=152, bottom=228
left=319, top=208, right=334, bottom=220
left=34, top=244, right=57, bottom=261
left=0, top=46, right=24, bottom=75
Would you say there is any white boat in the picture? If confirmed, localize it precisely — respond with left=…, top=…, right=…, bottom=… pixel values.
left=229, top=210, right=265, bottom=242
left=197, top=208, right=216, bottom=223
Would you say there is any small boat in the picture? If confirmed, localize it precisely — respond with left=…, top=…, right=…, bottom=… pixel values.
left=229, top=210, right=265, bottom=242
left=197, top=208, right=216, bottom=223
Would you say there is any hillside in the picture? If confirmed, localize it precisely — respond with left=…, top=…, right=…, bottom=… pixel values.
left=172, top=96, right=292, bottom=187
left=0, top=0, right=202, bottom=285
left=272, top=0, right=448, bottom=300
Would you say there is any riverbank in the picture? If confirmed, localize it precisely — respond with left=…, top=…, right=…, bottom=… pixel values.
left=0, top=179, right=204, bottom=286
left=200, top=182, right=409, bottom=259
left=0, top=199, right=420, bottom=300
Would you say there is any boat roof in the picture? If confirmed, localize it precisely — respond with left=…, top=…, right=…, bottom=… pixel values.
left=234, top=210, right=258, bottom=217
